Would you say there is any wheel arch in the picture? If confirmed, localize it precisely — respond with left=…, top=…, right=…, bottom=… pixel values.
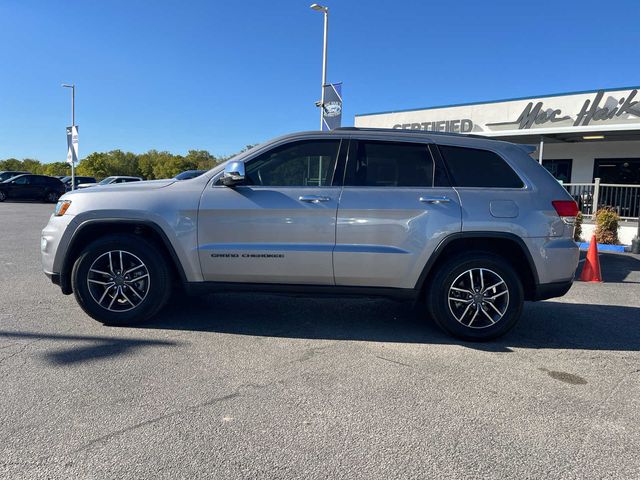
left=59, top=219, right=187, bottom=295
left=415, top=232, right=539, bottom=301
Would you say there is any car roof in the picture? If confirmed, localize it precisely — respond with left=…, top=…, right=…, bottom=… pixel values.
left=265, top=128, right=517, bottom=151
left=334, top=126, right=490, bottom=140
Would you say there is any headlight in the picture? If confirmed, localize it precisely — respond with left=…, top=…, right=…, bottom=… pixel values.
left=54, top=200, right=72, bottom=216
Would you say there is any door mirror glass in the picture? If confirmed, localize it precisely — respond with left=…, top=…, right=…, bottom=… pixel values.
left=222, top=160, right=246, bottom=186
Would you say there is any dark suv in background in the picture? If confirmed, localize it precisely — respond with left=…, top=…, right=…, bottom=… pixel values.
left=0, top=174, right=65, bottom=203
left=61, top=176, right=97, bottom=192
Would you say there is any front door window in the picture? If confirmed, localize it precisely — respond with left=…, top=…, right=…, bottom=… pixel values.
left=244, top=140, right=340, bottom=187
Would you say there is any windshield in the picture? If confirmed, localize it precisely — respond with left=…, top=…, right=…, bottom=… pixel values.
left=0, top=172, right=23, bottom=182
left=98, top=177, right=116, bottom=185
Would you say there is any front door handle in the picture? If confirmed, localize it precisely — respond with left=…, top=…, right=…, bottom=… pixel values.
left=419, top=196, right=451, bottom=204
left=299, top=195, right=331, bottom=203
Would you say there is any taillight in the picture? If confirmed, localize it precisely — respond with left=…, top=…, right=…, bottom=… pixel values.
left=552, top=200, right=579, bottom=217
left=552, top=200, right=578, bottom=225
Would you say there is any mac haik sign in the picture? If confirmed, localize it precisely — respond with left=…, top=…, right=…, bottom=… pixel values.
left=354, top=87, right=640, bottom=136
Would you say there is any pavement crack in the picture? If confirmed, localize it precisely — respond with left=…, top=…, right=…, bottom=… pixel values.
left=0, top=342, right=31, bottom=367
left=62, top=392, right=241, bottom=457
left=374, top=355, right=412, bottom=368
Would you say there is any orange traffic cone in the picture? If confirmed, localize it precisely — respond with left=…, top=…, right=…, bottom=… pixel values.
left=579, top=234, right=602, bottom=282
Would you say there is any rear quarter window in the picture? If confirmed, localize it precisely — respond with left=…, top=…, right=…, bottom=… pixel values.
left=438, top=145, right=524, bottom=188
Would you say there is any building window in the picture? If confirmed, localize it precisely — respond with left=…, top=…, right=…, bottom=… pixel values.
left=542, top=159, right=573, bottom=183
left=593, top=159, right=640, bottom=185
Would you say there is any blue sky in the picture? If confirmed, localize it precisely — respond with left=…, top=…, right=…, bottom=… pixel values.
left=1, top=0, right=638, bottom=163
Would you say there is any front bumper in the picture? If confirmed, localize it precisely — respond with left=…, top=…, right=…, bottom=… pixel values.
left=44, top=271, right=61, bottom=286
left=41, top=213, right=76, bottom=293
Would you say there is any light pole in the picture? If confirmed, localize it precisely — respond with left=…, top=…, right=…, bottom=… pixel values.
left=310, top=3, right=328, bottom=130
left=62, top=83, right=76, bottom=190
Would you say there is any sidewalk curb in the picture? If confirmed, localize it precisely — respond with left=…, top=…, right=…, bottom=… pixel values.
left=577, top=242, right=626, bottom=253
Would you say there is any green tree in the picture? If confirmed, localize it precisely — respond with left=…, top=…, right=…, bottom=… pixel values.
left=2, top=143, right=251, bottom=181
left=0, top=158, right=24, bottom=171
left=42, top=162, right=71, bottom=177
left=137, top=150, right=161, bottom=180
left=184, top=150, right=219, bottom=170
left=151, top=154, right=188, bottom=179
left=76, top=150, right=139, bottom=179
left=76, top=152, right=112, bottom=178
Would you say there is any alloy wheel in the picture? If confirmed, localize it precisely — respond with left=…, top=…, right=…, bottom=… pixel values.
left=447, top=268, right=509, bottom=329
left=86, top=250, right=150, bottom=312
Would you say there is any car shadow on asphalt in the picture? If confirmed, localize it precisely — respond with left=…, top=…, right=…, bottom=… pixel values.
left=579, top=250, right=640, bottom=284
left=0, top=331, right=180, bottom=366
left=140, top=292, right=640, bottom=353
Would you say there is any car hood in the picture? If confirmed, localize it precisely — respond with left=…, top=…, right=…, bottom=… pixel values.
left=71, top=179, right=176, bottom=193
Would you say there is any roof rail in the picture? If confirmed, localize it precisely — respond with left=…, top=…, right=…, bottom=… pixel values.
left=334, top=126, right=488, bottom=139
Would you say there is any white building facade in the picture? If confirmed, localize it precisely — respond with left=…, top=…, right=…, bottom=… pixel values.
left=355, top=86, right=640, bottom=187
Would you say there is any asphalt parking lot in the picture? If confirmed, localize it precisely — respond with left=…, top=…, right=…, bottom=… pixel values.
left=1, top=202, right=639, bottom=479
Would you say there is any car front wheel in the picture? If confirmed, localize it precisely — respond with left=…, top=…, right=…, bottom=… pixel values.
left=71, top=234, right=172, bottom=325
left=427, top=252, right=524, bottom=341
left=0, top=190, right=6, bottom=202
left=45, top=191, right=60, bottom=203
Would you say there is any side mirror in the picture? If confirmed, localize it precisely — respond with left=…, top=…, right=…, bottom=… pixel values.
left=222, top=160, right=245, bottom=186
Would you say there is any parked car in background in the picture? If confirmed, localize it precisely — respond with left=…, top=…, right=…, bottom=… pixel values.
left=78, top=176, right=143, bottom=188
left=174, top=170, right=207, bottom=180
left=0, top=174, right=65, bottom=202
left=42, top=128, right=580, bottom=340
left=0, top=171, right=31, bottom=182
left=61, top=176, right=97, bottom=191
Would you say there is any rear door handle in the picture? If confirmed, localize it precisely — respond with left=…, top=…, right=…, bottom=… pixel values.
left=299, top=195, right=331, bottom=203
left=419, top=196, right=451, bottom=204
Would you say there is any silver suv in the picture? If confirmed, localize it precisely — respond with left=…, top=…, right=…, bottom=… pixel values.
left=41, top=128, right=579, bottom=340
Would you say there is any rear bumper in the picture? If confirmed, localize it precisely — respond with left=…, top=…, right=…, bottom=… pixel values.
left=531, top=279, right=573, bottom=301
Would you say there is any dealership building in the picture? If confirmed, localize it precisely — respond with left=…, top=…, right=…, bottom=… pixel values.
left=355, top=85, right=640, bottom=194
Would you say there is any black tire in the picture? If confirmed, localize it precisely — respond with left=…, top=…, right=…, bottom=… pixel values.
left=71, top=234, right=172, bottom=326
left=0, top=190, right=5, bottom=202
left=427, top=251, right=524, bottom=341
left=45, top=190, right=60, bottom=203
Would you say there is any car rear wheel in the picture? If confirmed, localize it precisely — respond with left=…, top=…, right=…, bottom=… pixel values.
left=427, top=252, right=524, bottom=341
left=0, top=190, right=5, bottom=202
left=71, top=234, right=172, bottom=325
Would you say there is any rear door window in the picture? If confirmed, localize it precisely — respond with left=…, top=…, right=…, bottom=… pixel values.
left=344, top=140, right=448, bottom=187
left=438, top=145, right=524, bottom=188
